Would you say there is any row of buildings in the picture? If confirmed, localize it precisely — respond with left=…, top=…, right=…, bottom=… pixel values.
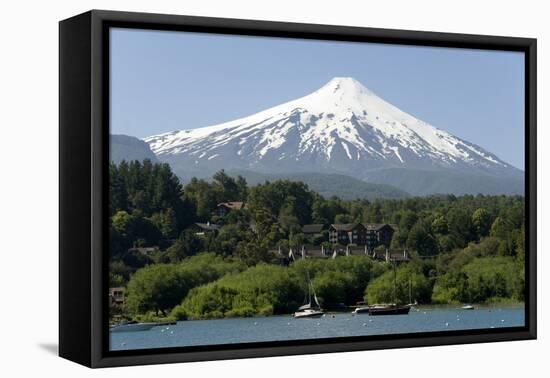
left=272, top=244, right=410, bottom=264
left=303, top=223, right=398, bottom=250
left=189, top=221, right=398, bottom=251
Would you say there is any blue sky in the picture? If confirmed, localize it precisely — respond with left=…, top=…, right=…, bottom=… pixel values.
left=110, top=28, right=525, bottom=169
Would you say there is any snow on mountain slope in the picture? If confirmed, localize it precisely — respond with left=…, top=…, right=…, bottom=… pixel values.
left=144, top=77, right=519, bottom=178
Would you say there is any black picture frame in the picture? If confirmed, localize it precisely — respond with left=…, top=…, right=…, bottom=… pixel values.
left=59, top=9, right=537, bottom=368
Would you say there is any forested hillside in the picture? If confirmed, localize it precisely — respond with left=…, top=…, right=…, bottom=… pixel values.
left=109, top=160, right=525, bottom=321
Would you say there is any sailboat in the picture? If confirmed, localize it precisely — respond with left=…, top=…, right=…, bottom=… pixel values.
left=368, top=261, right=411, bottom=316
left=407, top=277, right=419, bottom=308
left=294, top=272, right=324, bottom=319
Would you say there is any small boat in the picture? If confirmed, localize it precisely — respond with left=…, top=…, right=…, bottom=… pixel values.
left=368, top=303, right=411, bottom=316
left=364, top=260, right=411, bottom=316
left=461, top=304, right=475, bottom=310
left=294, top=307, right=324, bottom=319
left=110, top=320, right=176, bottom=333
left=294, top=272, right=324, bottom=319
left=353, top=306, right=370, bottom=314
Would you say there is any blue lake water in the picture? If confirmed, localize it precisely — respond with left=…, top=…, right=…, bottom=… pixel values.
left=110, top=304, right=524, bottom=351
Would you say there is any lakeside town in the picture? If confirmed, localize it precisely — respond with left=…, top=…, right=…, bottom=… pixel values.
left=109, top=160, right=525, bottom=325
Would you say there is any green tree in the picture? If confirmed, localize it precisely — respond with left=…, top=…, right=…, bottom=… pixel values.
left=151, top=207, right=178, bottom=240
left=406, top=221, right=438, bottom=256
left=234, top=239, right=273, bottom=266
left=447, top=208, right=474, bottom=248
left=111, top=210, right=162, bottom=248
left=164, top=230, right=204, bottom=262
left=312, top=198, right=346, bottom=224
left=184, top=178, right=219, bottom=221
left=490, top=216, right=514, bottom=239
left=436, top=234, right=461, bottom=253
left=472, top=208, right=491, bottom=239
left=173, top=264, right=301, bottom=319
left=213, top=169, right=241, bottom=202
left=399, top=210, right=418, bottom=232
left=334, top=213, right=355, bottom=223
left=248, top=180, right=314, bottom=224
left=109, top=162, right=128, bottom=215
left=126, top=254, right=245, bottom=317
left=126, top=264, right=186, bottom=316
left=363, top=202, right=383, bottom=223
left=390, top=230, right=408, bottom=248
left=432, top=216, right=448, bottom=235
left=236, top=175, right=248, bottom=200
left=366, top=265, right=431, bottom=304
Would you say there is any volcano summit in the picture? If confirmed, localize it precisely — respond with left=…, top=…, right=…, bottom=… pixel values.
left=141, top=77, right=523, bottom=196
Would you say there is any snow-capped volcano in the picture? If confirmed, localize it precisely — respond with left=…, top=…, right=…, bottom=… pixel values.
left=144, top=77, right=519, bottom=181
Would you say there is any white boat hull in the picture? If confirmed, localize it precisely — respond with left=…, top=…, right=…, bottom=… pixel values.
left=294, top=309, right=324, bottom=319
left=353, top=307, right=370, bottom=314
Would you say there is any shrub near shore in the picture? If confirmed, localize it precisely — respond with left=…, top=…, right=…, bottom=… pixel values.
left=126, top=253, right=245, bottom=317
left=172, top=256, right=387, bottom=320
left=122, top=247, right=524, bottom=321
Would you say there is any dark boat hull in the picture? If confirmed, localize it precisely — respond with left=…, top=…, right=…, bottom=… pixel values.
left=368, top=305, right=411, bottom=315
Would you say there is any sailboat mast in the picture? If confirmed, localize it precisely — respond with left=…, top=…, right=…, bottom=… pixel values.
left=308, top=283, right=312, bottom=304
left=392, top=260, right=397, bottom=305
left=409, top=276, right=412, bottom=304
left=306, top=269, right=321, bottom=308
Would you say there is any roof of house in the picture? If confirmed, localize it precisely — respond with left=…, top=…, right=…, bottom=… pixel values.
left=194, top=222, right=221, bottom=231
left=217, top=201, right=247, bottom=210
left=363, top=223, right=398, bottom=231
left=288, top=246, right=331, bottom=260
left=348, top=246, right=369, bottom=256
left=330, top=223, right=361, bottom=232
left=303, top=245, right=330, bottom=258
left=330, top=245, right=369, bottom=257
left=301, top=224, right=326, bottom=234
left=128, top=247, right=157, bottom=253
left=372, top=249, right=410, bottom=261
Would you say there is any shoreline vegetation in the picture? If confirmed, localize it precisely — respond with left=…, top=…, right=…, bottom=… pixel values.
left=109, top=160, right=525, bottom=323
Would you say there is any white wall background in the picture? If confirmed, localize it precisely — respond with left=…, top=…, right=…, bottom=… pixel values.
left=0, top=0, right=547, bottom=376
